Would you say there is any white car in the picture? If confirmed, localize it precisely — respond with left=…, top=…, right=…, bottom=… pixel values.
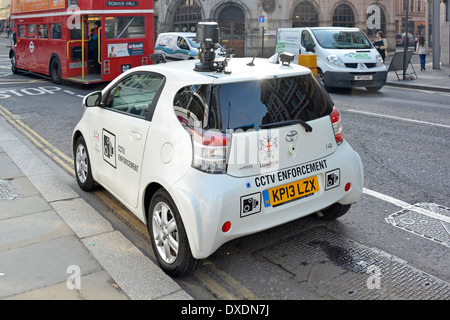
left=154, top=32, right=226, bottom=61
left=72, top=25, right=364, bottom=276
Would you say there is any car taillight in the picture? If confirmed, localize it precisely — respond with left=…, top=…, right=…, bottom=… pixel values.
left=330, top=108, right=343, bottom=145
left=190, top=128, right=229, bottom=174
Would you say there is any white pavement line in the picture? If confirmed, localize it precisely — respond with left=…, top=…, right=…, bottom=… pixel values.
left=345, top=109, right=450, bottom=129
left=363, top=188, right=450, bottom=224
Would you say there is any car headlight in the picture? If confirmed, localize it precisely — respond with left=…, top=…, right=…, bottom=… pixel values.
left=327, top=55, right=345, bottom=67
left=376, top=54, right=384, bottom=66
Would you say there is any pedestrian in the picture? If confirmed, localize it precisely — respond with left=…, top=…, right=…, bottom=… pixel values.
left=415, top=36, right=429, bottom=71
left=373, top=31, right=388, bottom=62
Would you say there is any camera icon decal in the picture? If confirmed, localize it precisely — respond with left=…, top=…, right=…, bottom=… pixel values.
left=103, top=129, right=117, bottom=168
left=325, top=169, right=340, bottom=191
left=240, top=192, right=261, bottom=218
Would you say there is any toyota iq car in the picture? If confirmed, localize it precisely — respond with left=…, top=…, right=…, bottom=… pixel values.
left=72, top=23, right=364, bottom=277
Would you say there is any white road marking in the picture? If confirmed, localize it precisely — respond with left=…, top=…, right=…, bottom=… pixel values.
left=363, top=188, right=450, bottom=224
left=345, top=109, right=450, bottom=129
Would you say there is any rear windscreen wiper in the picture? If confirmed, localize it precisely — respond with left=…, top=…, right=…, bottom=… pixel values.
left=260, top=119, right=313, bottom=132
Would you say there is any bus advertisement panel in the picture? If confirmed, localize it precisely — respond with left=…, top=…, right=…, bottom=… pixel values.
left=10, top=0, right=155, bottom=84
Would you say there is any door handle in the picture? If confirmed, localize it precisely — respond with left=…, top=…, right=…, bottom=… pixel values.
left=129, top=131, right=142, bottom=140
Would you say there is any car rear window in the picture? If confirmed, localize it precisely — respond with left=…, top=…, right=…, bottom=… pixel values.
left=173, top=74, right=334, bottom=132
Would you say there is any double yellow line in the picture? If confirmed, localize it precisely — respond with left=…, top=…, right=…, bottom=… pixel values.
left=0, top=104, right=149, bottom=237
left=0, top=103, right=259, bottom=300
left=0, top=104, right=75, bottom=174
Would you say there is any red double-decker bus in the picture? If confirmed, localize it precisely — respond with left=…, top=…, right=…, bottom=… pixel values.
left=10, top=0, right=154, bottom=84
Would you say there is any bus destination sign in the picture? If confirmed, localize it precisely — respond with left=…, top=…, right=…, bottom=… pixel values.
left=106, top=1, right=139, bottom=6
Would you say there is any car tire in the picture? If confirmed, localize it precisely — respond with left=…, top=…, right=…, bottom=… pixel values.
left=50, top=56, right=62, bottom=84
left=318, top=203, right=351, bottom=220
left=148, top=189, right=198, bottom=277
left=366, top=86, right=382, bottom=92
left=74, top=136, right=96, bottom=191
left=317, top=69, right=330, bottom=91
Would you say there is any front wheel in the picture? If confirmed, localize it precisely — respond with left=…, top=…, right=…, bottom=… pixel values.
left=148, top=189, right=197, bottom=277
left=74, top=136, right=96, bottom=191
left=366, top=86, right=382, bottom=92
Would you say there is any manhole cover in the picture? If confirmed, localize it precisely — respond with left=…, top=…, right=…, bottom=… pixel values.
left=0, top=180, right=21, bottom=201
left=386, top=203, right=450, bottom=248
left=259, top=226, right=450, bottom=300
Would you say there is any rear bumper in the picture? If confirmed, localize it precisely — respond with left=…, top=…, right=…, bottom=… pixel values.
left=168, top=140, right=364, bottom=259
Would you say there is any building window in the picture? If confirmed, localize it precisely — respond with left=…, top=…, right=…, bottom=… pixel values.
left=292, top=1, right=319, bottom=27
left=172, top=0, right=203, bottom=33
left=332, top=3, right=355, bottom=28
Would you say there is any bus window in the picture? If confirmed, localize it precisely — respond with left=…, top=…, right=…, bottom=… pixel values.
left=51, top=23, right=62, bottom=39
left=38, top=25, right=48, bottom=39
left=70, top=25, right=83, bottom=40
left=105, top=16, right=145, bottom=39
left=28, top=24, right=37, bottom=38
left=18, top=25, right=26, bottom=38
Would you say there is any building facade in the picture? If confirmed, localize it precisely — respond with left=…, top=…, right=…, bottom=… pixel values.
left=0, top=0, right=10, bottom=29
left=156, top=0, right=396, bottom=57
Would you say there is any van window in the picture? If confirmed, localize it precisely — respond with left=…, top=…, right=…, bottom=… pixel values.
left=301, top=31, right=314, bottom=48
left=186, top=36, right=200, bottom=49
left=173, top=75, right=334, bottom=132
left=177, top=37, right=190, bottom=50
left=312, top=29, right=372, bottom=49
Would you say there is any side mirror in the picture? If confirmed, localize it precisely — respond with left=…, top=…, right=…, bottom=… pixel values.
left=305, top=43, right=315, bottom=53
left=83, top=91, right=102, bottom=107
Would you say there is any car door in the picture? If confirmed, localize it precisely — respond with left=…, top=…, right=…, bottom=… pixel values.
left=91, top=71, right=165, bottom=208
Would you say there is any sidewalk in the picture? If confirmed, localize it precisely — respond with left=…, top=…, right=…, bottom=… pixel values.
left=385, top=50, right=450, bottom=93
left=0, top=116, right=192, bottom=300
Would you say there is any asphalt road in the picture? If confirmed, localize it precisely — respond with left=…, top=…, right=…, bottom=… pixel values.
left=1, top=37, right=449, bottom=300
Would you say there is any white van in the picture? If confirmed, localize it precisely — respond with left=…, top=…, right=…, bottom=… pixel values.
left=155, top=32, right=226, bottom=61
left=276, top=27, right=387, bottom=91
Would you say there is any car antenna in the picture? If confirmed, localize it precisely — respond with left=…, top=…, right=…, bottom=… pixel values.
left=247, top=50, right=260, bottom=66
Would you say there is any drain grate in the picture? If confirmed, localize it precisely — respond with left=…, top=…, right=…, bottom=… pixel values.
left=0, top=180, right=21, bottom=201
left=386, top=203, right=450, bottom=248
left=259, top=226, right=450, bottom=300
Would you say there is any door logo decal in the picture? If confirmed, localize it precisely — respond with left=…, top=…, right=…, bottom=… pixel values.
left=103, top=129, right=117, bottom=168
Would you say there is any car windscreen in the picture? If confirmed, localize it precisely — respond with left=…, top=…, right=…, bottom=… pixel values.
left=173, top=74, right=334, bottom=132
left=187, top=37, right=201, bottom=48
left=312, top=29, right=372, bottom=50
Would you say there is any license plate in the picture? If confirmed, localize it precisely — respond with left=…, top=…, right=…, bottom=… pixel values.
left=354, top=75, right=373, bottom=80
left=263, top=176, right=319, bottom=207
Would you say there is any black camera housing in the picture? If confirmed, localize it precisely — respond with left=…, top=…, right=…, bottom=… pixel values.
left=194, top=22, right=220, bottom=72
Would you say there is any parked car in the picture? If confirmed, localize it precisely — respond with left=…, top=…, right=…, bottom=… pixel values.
left=401, top=33, right=417, bottom=48
left=73, top=23, right=364, bottom=277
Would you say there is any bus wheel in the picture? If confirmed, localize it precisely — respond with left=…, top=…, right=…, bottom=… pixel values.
left=11, top=53, right=18, bottom=74
left=50, top=57, right=62, bottom=84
